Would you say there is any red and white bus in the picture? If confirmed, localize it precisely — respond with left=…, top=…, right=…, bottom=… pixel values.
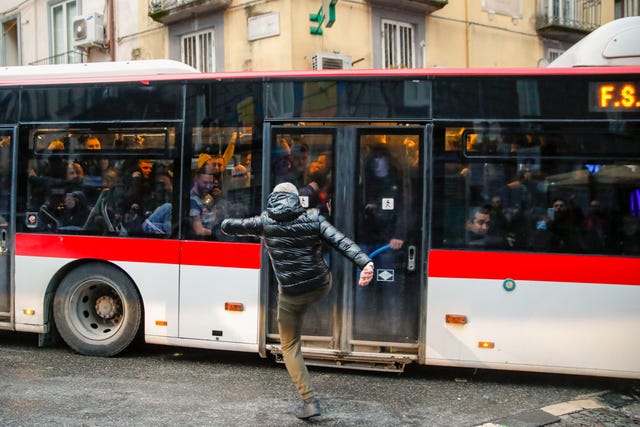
left=0, top=59, right=638, bottom=379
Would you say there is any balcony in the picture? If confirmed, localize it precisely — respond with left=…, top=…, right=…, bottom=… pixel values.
left=148, top=0, right=231, bottom=24
left=536, top=0, right=601, bottom=42
left=369, top=0, right=447, bottom=14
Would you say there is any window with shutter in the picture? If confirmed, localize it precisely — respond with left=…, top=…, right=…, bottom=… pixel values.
left=381, top=19, right=415, bottom=69
left=181, top=29, right=215, bottom=72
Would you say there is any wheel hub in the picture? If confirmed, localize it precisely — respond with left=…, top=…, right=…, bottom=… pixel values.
left=95, top=295, right=120, bottom=320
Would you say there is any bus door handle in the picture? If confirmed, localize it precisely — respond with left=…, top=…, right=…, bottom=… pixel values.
left=0, top=229, right=7, bottom=255
left=407, top=245, right=416, bottom=272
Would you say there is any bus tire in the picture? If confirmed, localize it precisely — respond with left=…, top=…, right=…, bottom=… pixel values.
left=53, top=263, right=142, bottom=357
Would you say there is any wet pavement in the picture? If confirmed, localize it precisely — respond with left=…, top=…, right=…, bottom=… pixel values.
left=1, top=331, right=639, bottom=426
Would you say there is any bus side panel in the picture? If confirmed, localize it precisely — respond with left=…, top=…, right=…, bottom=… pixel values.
left=178, top=241, right=261, bottom=345
left=14, top=255, right=65, bottom=328
left=178, top=265, right=260, bottom=344
left=425, top=250, right=640, bottom=377
left=112, top=261, right=180, bottom=338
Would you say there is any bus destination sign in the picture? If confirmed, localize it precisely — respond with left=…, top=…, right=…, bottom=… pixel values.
left=590, top=82, right=640, bottom=111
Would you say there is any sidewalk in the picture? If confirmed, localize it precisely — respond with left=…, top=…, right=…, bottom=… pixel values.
left=478, top=389, right=640, bottom=427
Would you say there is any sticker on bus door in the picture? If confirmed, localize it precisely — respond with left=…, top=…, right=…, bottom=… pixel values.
left=376, top=269, right=395, bottom=282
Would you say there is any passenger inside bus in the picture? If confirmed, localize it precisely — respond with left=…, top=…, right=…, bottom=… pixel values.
left=272, top=138, right=292, bottom=185
left=618, top=215, right=640, bottom=254
left=124, top=159, right=156, bottom=215
left=285, top=142, right=310, bottom=187
left=546, top=197, right=586, bottom=252
left=57, top=191, right=90, bottom=229
left=64, top=162, right=85, bottom=193
left=465, top=205, right=508, bottom=248
left=355, top=143, right=406, bottom=338
left=197, top=154, right=225, bottom=195
left=79, top=136, right=109, bottom=186
left=142, top=202, right=172, bottom=235
left=197, top=130, right=239, bottom=173
left=189, top=167, right=230, bottom=240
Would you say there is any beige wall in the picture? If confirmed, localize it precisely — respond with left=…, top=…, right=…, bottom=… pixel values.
left=134, top=0, right=167, bottom=61
left=290, top=0, right=372, bottom=70
left=428, top=0, right=543, bottom=68
left=224, top=0, right=371, bottom=71
left=225, top=1, right=293, bottom=71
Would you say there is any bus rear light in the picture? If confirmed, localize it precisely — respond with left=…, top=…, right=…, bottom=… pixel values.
left=155, top=320, right=168, bottom=326
left=225, top=302, right=244, bottom=312
left=23, top=309, right=35, bottom=316
left=478, top=341, right=495, bottom=349
left=445, top=314, right=467, bottom=325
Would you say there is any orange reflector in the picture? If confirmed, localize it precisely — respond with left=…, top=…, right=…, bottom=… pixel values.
left=445, top=314, right=467, bottom=325
left=155, top=320, right=168, bottom=326
left=225, top=302, right=244, bottom=312
left=478, top=341, right=495, bottom=349
left=23, top=309, right=35, bottom=316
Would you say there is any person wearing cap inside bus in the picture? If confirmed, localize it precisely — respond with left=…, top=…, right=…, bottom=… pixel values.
left=221, top=182, right=374, bottom=419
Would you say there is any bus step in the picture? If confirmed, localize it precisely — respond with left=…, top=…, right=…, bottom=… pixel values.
left=270, top=349, right=413, bottom=373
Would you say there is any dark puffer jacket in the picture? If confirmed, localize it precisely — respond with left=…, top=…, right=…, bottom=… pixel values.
left=221, top=191, right=372, bottom=295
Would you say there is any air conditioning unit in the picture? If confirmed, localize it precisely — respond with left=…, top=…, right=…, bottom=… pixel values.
left=312, top=52, right=352, bottom=70
left=73, top=13, right=105, bottom=49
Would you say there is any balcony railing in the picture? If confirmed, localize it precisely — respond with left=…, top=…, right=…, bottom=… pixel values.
left=148, top=0, right=231, bottom=24
left=536, top=0, right=601, bottom=41
left=29, top=50, right=86, bottom=65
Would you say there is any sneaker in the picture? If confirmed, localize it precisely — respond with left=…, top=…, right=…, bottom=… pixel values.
left=295, top=396, right=321, bottom=419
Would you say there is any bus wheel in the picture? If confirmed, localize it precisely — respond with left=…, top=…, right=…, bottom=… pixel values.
left=53, top=263, right=142, bottom=357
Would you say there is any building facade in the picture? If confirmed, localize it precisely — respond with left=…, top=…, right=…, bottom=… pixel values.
left=0, top=0, right=629, bottom=69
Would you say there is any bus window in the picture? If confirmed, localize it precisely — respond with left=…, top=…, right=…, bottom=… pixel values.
left=188, top=126, right=259, bottom=241
left=24, top=128, right=177, bottom=237
left=434, top=125, right=640, bottom=254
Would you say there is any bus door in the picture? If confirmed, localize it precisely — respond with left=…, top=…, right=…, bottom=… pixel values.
left=267, top=125, right=425, bottom=357
left=0, top=128, right=13, bottom=323
left=351, top=128, right=423, bottom=349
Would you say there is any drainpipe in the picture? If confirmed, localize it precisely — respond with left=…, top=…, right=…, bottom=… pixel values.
left=109, top=0, right=115, bottom=61
left=465, top=0, right=470, bottom=68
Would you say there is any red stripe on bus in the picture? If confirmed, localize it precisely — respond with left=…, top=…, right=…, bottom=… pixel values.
left=15, top=233, right=181, bottom=264
left=427, top=249, right=640, bottom=286
left=15, top=234, right=261, bottom=269
left=180, top=240, right=261, bottom=269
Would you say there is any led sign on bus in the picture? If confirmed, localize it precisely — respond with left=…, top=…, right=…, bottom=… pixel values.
left=590, top=82, right=640, bottom=111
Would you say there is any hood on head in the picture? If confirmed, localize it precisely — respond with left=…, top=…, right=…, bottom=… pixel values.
left=266, top=191, right=305, bottom=221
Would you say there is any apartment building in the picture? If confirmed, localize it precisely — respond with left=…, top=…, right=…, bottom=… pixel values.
left=0, top=0, right=629, bottom=69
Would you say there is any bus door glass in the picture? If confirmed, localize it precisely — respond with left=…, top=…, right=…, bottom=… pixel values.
left=352, top=129, right=422, bottom=345
left=267, top=128, right=336, bottom=340
left=267, top=126, right=424, bottom=351
left=0, top=129, right=13, bottom=318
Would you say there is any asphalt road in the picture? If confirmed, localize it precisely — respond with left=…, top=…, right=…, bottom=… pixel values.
left=0, top=331, right=638, bottom=426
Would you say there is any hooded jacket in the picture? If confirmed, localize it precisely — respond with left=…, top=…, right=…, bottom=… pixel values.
left=221, top=191, right=372, bottom=295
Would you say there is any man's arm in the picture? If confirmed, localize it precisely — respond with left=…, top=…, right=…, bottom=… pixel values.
left=221, top=215, right=263, bottom=237
left=190, top=216, right=212, bottom=237
left=318, top=216, right=372, bottom=269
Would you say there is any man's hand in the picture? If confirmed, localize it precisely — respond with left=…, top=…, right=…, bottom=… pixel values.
left=389, top=238, right=404, bottom=250
left=358, top=262, right=374, bottom=286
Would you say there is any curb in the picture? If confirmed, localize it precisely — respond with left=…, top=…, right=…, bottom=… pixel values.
left=476, top=390, right=640, bottom=427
